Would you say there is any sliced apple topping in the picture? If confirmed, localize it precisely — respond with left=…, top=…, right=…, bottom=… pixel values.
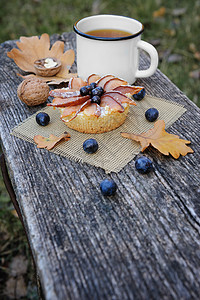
left=100, top=95, right=124, bottom=112
left=87, top=74, right=101, bottom=84
left=49, top=88, right=80, bottom=98
left=105, top=91, right=136, bottom=105
left=67, top=99, right=92, bottom=122
left=61, top=104, right=83, bottom=117
left=69, top=77, right=87, bottom=89
left=47, top=95, right=90, bottom=107
left=96, top=75, right=115, bottom=88
left=113, top=85, right=143, bottom=95
left=49, top=74, right=144, bottom=122
left=84, top=103, right=101, bottom=117
left=103, top=78, right=128, bottom=92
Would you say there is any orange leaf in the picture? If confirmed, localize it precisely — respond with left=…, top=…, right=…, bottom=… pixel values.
left=34, top=132, right=70, bottom=150
left=7, top=33, right=76, bottom=82
left=153, top=7, right=166, bottom=18
left=57, top=49, right=75, bottom=78
left=121, top=120, right=193, bottom=159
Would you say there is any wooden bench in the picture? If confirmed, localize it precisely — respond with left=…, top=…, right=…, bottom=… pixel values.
left=0, top=32, right=200, bottom=300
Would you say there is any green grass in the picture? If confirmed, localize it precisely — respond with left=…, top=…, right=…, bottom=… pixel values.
left=0, top=158, right=38, bottom=299
left=0, top=0, right=199, bottom=298
left=0, top=172, right=38, bottom=299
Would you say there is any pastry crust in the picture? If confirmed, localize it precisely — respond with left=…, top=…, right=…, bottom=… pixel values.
left=59, top=104, right=130, bottom=134
left=47, top=75, right=141, bottom=134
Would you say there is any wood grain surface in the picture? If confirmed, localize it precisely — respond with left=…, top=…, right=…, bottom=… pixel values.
left=0, top=32, right=200, bottom=300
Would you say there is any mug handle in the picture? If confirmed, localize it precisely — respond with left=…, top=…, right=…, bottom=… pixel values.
left=135, top=40, right=159, bottom=79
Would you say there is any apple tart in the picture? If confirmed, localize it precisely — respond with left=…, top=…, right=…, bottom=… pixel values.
left=48, top=74, right=144, bottom=134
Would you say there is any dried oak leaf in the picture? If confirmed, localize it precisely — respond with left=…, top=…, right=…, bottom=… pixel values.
left=34, top=132, right=70, bottom=150
left=7, top=33, right=77, bottom=84
left=121, top=120, right=193, bottom=159
left=153, top=7, right=166, bottom=18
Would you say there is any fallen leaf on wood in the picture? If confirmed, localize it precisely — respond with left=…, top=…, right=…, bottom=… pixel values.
left=121, top=120, right=193, bottom=159
left=34, top=132, right=71, bottom=150
left=7, top=33, right=76, bottom=84
left=153, top=7, right=166, bottom=18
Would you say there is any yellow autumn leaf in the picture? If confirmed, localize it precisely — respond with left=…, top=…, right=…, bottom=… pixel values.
left=153, top=7, right=166, bottom=18
left=34, top=132, right=70, bottom=150
left=121, top=120, right=193, bottom=159
left=7, top=33, right=77, bottom=84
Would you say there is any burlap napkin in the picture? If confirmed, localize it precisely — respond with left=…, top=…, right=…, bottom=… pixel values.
left=11, top=95, right=186, bottom=173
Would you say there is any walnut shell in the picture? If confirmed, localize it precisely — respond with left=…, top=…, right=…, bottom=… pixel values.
left=17, top=77, right=49, bottom=106
left=34, top=57, right=61, bottom=77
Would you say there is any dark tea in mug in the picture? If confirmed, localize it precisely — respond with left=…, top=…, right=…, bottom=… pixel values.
left=85, top=29, right=132, bottom=38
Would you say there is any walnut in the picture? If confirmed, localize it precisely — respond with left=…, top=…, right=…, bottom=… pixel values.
left=17, top=77, right=49, bottom=106
left=34, top=57, right=61, bottom=77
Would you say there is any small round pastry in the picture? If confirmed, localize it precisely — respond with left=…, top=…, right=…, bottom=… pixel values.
left=59, top=103, right=130, bottom=134
left=48, top=74, right=144, bottom=134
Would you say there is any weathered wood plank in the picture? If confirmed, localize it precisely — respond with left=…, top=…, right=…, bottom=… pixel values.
left=0, top=32, right=200, bottom=300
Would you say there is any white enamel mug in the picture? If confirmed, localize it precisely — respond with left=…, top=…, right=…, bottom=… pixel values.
left=74, top=15, right=159, bottom=84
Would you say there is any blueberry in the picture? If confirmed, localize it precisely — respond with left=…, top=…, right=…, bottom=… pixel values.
left=90, top=82, right=97, bottom=89
left=83, top=138, right=98, bottom=154
left=135, top=156, right=153, bottom=174
left=145, top=108, right=159, bottom=122
left=91, top=95, right=101, bottom=105
left=36, top=112, right=50, bottom=126
left=132, top=88, right=146, bottom=100
left=96, top=86, right=104, bottom=95
left=100, top=179, right=117, bottom=196
left=80, top=86, right=89, bottom=96
left=85, top=85, right=92, bottom=95
left=91, top=86, right=104, bottom=97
